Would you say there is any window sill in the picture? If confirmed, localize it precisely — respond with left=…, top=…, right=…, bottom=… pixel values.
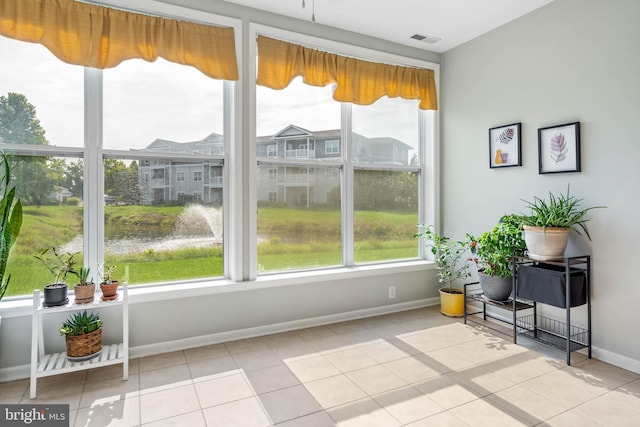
left=0, top=260, right=432, bottom=318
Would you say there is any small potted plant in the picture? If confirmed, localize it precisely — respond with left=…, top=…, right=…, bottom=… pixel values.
left=59, top=310, right=103, bottom=361
left=98, top=264, right=119, bottom=301
left=515, top=186, right=605, bottom=260
left=34, top=247, right=79, bottom=307
left=73, top=267, right=96, bottom=304
left=466, top=215, right=527, bottom=301
left=416, top=225, right=471, bottom=317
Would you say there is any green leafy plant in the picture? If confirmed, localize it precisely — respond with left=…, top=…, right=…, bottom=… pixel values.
left=98, top=264, right=118, bottom=284
left=59, top=310, right=103, bottom=336
left=76, top=267, right=93, bottom=286
left=0, top=153, right=23, bottom=301
left=515, top=185, right=605, bottom=239
left=416, top=225, right=471, bottom=291
left=467, top=215, right=526, bottom=278
left=34, top=247, right=79, bottom=285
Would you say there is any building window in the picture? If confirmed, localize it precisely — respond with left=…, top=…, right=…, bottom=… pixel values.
left=193, top=191, right=202, bottom=201
left=267, top=144, right=277, bottom=157
left=268, top=168, right=277, bottom=180
left=325, top=140, right=339, bottom=154
left=268, top=192, right=277, bottom=202
left=177, top=171, right=185, bottom=182
left=152, top=169, right=165, bottom=179
left=193, top=171, right=203, bottom=182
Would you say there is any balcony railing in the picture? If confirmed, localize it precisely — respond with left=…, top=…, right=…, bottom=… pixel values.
left=285, top=148, right=315, bottom=159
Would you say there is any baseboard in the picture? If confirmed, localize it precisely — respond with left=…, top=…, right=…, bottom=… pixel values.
left=592, top=346, right=640, bottom=374
left=0, top=298, right=438, bottom=382
left=131, top=298, right=437, bottom=359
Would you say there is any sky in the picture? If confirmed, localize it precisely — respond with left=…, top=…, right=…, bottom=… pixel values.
left=1, top=35, right=421, bottom=154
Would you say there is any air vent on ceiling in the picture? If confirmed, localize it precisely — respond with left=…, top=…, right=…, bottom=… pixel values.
left=410, top=33, right=441, bottom=44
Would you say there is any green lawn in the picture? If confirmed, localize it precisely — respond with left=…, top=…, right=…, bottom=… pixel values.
left=5, top=205, right=419, bottom=297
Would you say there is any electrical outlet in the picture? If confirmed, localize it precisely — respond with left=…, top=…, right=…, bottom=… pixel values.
left=388, top=286, right=396, bottom=299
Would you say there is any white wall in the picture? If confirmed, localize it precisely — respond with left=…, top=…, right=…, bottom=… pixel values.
left=441, top=0, right=640, bottom=371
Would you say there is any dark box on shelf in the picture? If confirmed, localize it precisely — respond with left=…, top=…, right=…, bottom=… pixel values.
left=517, top=264, right=586, bottom=308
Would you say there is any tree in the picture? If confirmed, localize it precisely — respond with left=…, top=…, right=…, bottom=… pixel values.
left=0, top=92, right=55, bottom=205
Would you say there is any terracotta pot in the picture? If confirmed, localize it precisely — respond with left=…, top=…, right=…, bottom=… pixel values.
left=43, top=283, right=68, bottom=307
left=100, top=281, right=119, bottom=301
left=439, top=288, right=464, bottom=317
left=74, top=283, right=96, bottom=304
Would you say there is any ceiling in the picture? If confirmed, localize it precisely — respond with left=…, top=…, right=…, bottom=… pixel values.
left=223, top=0, right=554, bottom=53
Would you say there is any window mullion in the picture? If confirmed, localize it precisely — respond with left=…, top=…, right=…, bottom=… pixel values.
left=341, top=102, right=354, bottom=266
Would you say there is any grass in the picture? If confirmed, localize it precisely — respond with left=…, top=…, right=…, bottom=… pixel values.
left=4, top=205, right=419, bottom=297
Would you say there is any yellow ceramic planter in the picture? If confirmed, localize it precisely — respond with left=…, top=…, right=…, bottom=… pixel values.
left=439, top=288, right=465, bottom=317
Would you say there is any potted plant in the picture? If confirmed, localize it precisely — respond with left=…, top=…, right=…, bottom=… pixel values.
left=98, top=264, right=119, bottom=301
left=73, top=267, right=96, bottom=304
left=416, top=225, right=471, bottom=317
left=34, top=247, right=79, bottom=307
left=59, top=310, right=103, bottom=361
left=515, top=186, right=605, bottom=260
left=0, top=152, right=23, bottom=304
left=467, top=214, right=527, bottom=301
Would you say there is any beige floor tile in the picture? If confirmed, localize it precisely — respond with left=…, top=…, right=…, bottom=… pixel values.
left=486, top=384, right=570, bottom=425
left=373, top=385, right=445, bottom=424
left=297, top=326, right=339, bottom=340
left=141, top=410, right=206, bottom=427
left=79, top=373, right=140, bottom=408
left=304, top=374, right=367, bottom=409
left=405, top=411, right=471, bottom=426
left=571, top=391, right=640, bottom=425
left=451, top=363, right=516, bottom=396
left=327, top=397, right=401, bottom=427
left=413, top=375, right=479, bottom=410
left=225, top=336, right=270, bottom=355
left=202, top=396, right=271, bottom=426
left=74, top=396, right=140, bottom=427
left=231, top=347, right=283, bottom=371
left=346, top=364, right=407, bottom=395
left=520, top=368, right=607, bottom=408
left=571, top=358, right=640, bottom=390
left=0, top=378, right=28, bottom=401
left=184, top=343, right=229, bottom=363
left=276, top=410, right=336, bottom=426
left=269, top=338, right=319, bottom=360
left=422, top=346, right=478, bottom=373
left=286, top=354, right=341, bottom=383
left=541, top=409, right=605, bottom=427
left=194, top=372, right=254, bottom=408
left=24, top=378, right=84, bottom=410
left=448, top=398, right=529, bottom=427
left=244, top=364, right=300, bottom=395
left=139, top=364, right=192, bottom=394
left=188, top=354, right=239, bottom=381
left=139, top=384, right=200, bottom=424
left=358, top=339, right=416, bottom=364
left=86, top=360, right=138, bottom=382
left=493, top=351, right=564, bottom=383
left=138, top=351, right=186, bottom=373
left=383, top=356, right=441, bottom=384
left=324, top=347, right=378, bottom=373
left=258, top=384, right=323, bottom=423
left=306, top=334, right=354, bottom=354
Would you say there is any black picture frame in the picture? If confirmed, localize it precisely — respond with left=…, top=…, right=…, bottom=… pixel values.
left=489, top=123, right=521, bottom=168
left=538, top=122, right=581, bottom=174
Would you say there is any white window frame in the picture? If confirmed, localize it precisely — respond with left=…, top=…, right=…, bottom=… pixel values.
left=249, top=24, right=439, bottom=279
left=177, top=171, right=185, bottom=182
left=325, top=139, right=339, bottom=154
left=193, top=170, right=203, bottom=182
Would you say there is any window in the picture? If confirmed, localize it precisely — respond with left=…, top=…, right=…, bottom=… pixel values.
left=255, top=35, right=432, bottom=274
left=267, top=145, right=277, bottom=157
left=177, top=171, right=185, bottom=182
left=325, top=140, right=339, bottom=155
left=193, top=171, right=203, bottom=182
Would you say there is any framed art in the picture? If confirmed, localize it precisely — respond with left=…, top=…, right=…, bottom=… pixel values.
left=538, top=122, right=580, bottom=174
left=489, top=122, right=521, bottom=168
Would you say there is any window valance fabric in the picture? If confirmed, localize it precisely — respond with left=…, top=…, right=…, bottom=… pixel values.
left=0, top=0, right=238, bottom=81
left=256, top=35, right=437, bottom=110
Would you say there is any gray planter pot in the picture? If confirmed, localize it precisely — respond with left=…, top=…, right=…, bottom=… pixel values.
left=43, top=283, right=68, bottom=307
left=478, top=271, right=513, bottom=301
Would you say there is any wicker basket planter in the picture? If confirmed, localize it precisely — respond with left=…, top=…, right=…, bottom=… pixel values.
left=65, top=328, right=102, bottom=361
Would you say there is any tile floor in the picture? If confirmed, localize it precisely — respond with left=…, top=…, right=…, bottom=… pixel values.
left=2, top=306, right=640, bottom=426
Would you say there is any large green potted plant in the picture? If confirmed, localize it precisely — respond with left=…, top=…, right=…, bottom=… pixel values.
left=467, top=215, right=526, bottom=301
left=0, top=153, right=22, bottom=304
left=34, top=248, right=79, bottom=307
left=416, top=225, right=471, bottom=317
left=515, top=186, right=605, bottom=260
left=59, top=310, right=103, bottom=361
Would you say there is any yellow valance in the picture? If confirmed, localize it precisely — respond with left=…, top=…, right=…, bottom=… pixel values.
left=0, top=0, right=238, bottom=81
left=256, top=35, right=437, bottom=110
